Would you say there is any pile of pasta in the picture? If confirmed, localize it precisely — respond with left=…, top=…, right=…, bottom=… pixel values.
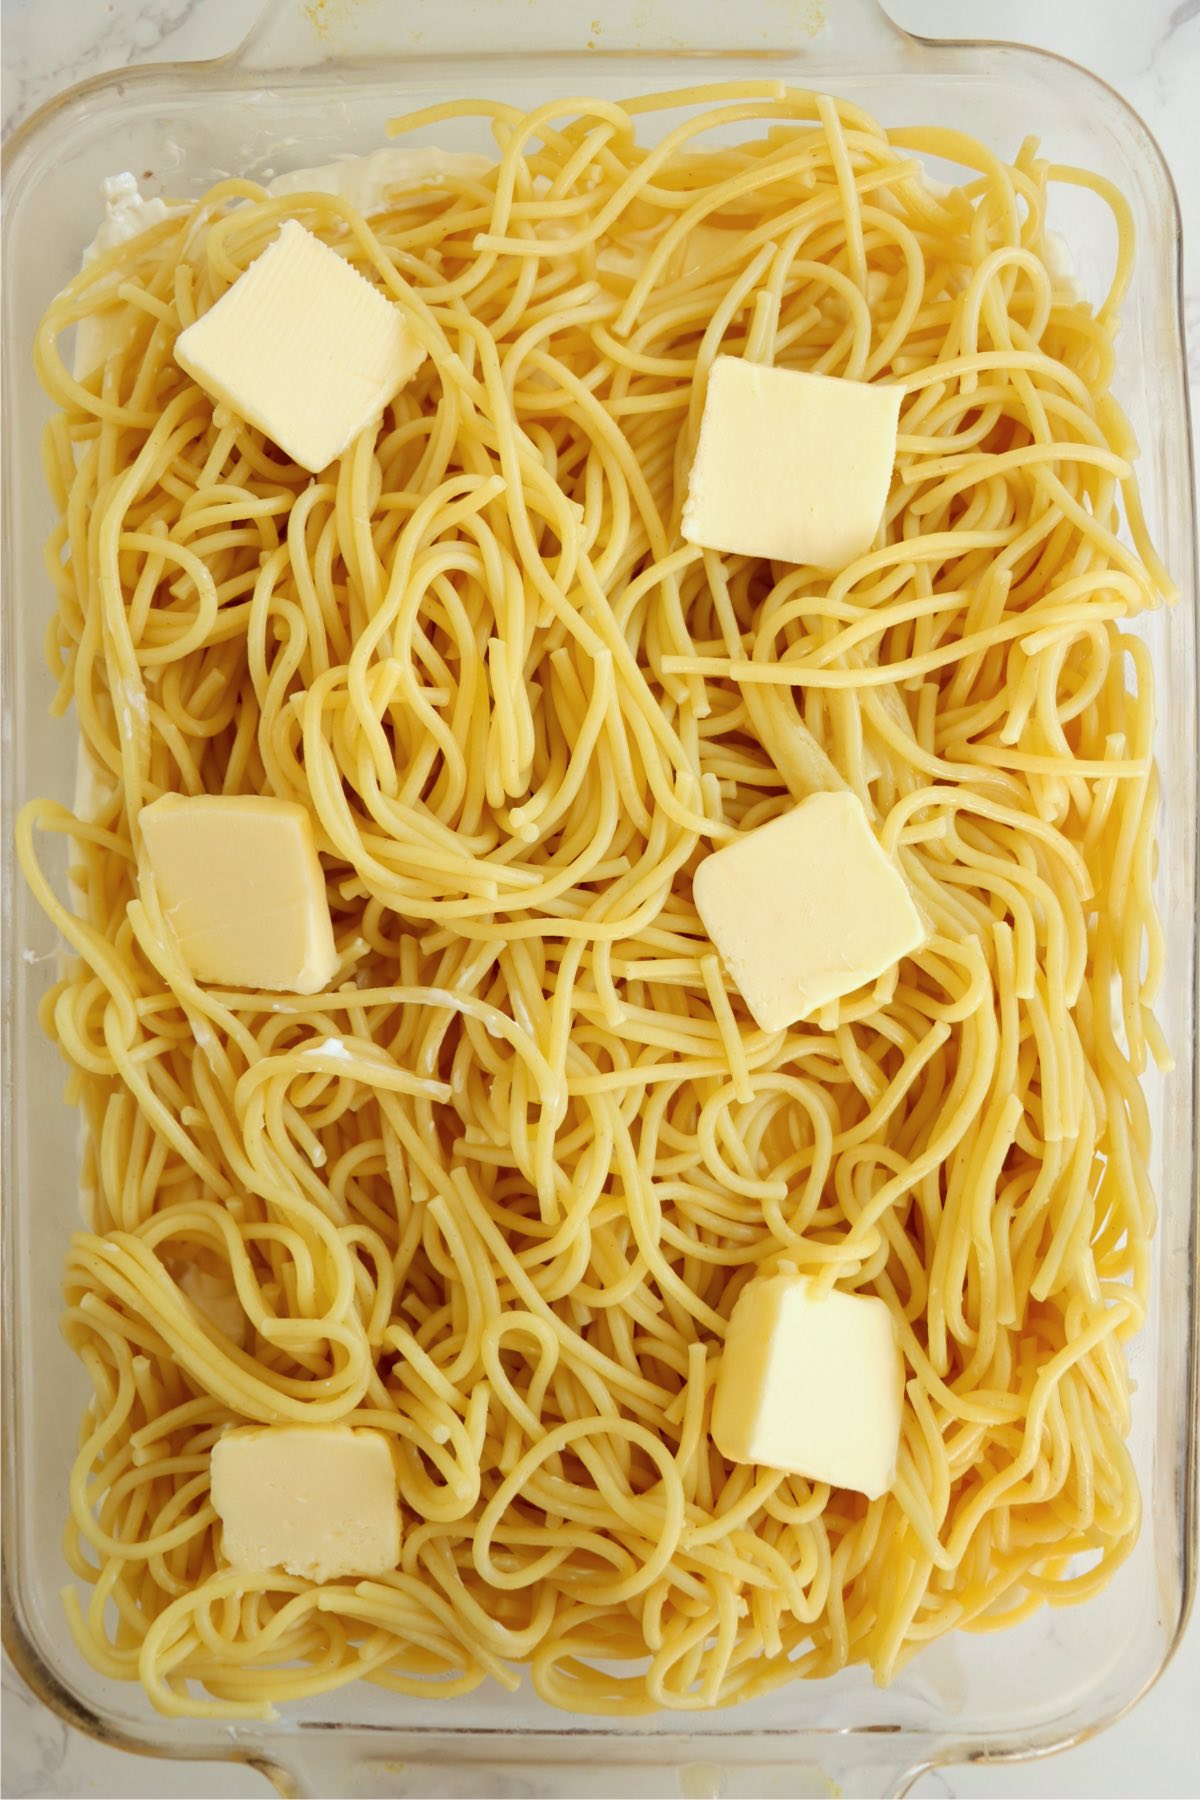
left=19, top=81, right=1173, bottom=1718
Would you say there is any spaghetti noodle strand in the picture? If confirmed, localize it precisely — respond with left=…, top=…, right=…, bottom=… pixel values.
left=21, top=82, right=1169, bottom=1718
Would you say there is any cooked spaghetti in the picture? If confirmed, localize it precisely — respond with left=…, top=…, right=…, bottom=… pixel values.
left=18, top=81, right=1174, bottom=1718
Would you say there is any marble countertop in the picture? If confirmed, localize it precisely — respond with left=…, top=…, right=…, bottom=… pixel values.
left=3, top=1, right=1197, bottom=1795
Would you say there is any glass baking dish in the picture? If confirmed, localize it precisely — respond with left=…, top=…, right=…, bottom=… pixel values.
left=2, top=0, right=1196, bottom=1792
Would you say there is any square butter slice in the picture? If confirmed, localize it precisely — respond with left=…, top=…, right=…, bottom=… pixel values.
left=175, top=218, right=425, bottom=473
left=693, top=790, right=923, bottom=1032
left=681, top=355, right=901, bottom=570
left=711, top=1271, right=904, bottom=1500
left=176, top=1261, right=247, bottom=1347
left=211, top=1425, right=401, bottom=1582
left=138, top=792, right=337, bottom=994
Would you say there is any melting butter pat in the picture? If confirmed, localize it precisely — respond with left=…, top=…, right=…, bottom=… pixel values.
left=211, top=1425, right=401, bottom=1581
left=681, top=355, right=901, bottom=570
left=675, top=222, right=739, bottom=279
left=174, top=219, right=424, bottom=472
left=693, top=790, right=923, bottom=1031
left=138, top=793, right=337, bottom=993
left=596, top=220, right=737, bottom=283
left=177, top=1261, right=247, bottom=1347
left=712, top=1272, right=903, bottom=1499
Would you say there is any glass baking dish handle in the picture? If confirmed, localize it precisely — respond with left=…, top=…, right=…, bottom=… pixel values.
left=232, top=0, right=915, bottom=71
left=251, top=1728, right=944, bottom=1799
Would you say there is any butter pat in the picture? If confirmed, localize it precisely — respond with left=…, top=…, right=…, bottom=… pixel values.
left=74, top=173, right=189, bottom=379
left=693, top=790, right=923, bottom=1031
left=267, top=146, right=493, bottom=215
left=138, top=793, right=337, bottom=993
left=596, top=220, right=737, bottom=283
left=174, top=219, right=424, bottom=472
left=177, top=1262, right=247, bottom=1348
left=675, top=222, right=739, bottom=279
left=211, top=1425, right=401, bottom=1581
left=711, top=1272, right=903, bottom=1499
left=681, top=356, right=901, bottom=570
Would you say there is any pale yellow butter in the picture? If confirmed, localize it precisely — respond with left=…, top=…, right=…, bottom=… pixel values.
left=596, top=219, right=737, bottom=282
left=138, top=793, right=337, bottom=994
left=176, top=1262, right=248, bottom=1347
left=681, top=355, right=901, bottom=570
left=74, top=173, right=189, bottom=379
left=711, top=1271, right=903, bottom=1499
left=675, top=222, right=739, bottom=279
left=211, top=1425, right=401, bottom=1582
left=174, top=219, right=425, bottom=473
left=692, top=790, right=923, bottom=1031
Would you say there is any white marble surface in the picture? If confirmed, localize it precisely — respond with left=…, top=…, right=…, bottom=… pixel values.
left=2, top=1, right=1198, bottom=1794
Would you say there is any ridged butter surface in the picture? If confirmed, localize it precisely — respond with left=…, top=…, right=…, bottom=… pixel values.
left=175, top=218, right=425, bottom=472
